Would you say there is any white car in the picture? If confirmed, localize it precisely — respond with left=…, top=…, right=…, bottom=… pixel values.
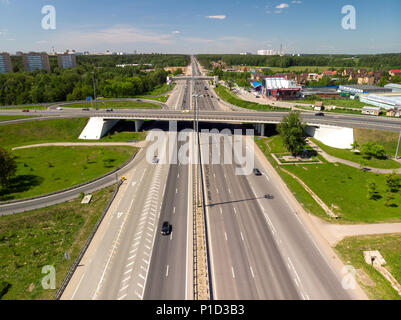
left=56, top=107, right=63, bottom=110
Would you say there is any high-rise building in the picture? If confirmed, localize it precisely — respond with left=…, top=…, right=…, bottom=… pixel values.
left=0, top=52, right=13, bottom=74
left=257, top=49, right=278, bottom=56
left=57, top=53, right=77, bottom=69
left=22, top=52, right=51, bottom=72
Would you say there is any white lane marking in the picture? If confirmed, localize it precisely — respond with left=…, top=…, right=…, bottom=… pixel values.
left=288, top=257, right=301, bottom=284
left=119, top=284, right=128, bottom=292
left=126, top=261, right=134, bottom=268
left=117, top=212, right=124, bottom=219
left=124, top=268, right=132, bottom=275
left=265, top=175, right=270, bottom=182
left=176, top=188, right=178, bottom=194
left=231, top=267, right=235, bottom=278
left=234, top=207, right=237, bottom=215
left=139, top=274, right=145, bottom=280
left=166, top=265, right=169, bottom=278
left=173, top=207, right=176, bottom=214
left=224, top=232, right=227, bottom=241
left=250, top=266, right=255, bottom=278
left=170, top=231, right=173, bottom=240
left=177, top=173, right=180, bottom=179
left=122, top=276, right=131, bottom=283
left=128, top=255, right=136, bottom=260
left=216, top=188, right=219, bottom=195
left=240, top=232, right=244, bottom=241
left=117, top=294, right=127, bottom=300
left=228, top=188, right=231, bottom=195
left=219, top=207, right=222, bottom=215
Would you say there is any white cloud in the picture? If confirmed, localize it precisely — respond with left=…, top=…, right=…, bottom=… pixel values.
left=172, top=30, right=181, bottom=34
left=205, top=15, right=226, bottom=20
left=53, top=25, right=174, bottom=48
left=276, top=3, right=289, bottom=9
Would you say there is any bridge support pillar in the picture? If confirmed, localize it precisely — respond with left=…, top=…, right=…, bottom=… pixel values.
left=260, top=123, right=265, bottom=136
left=135, top=120, right=144, bottom=132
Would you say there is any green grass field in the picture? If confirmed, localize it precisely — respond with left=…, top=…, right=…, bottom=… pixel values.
left=335, top=234, right=401, bottom=300
left=63, top=100, right=160, bottom=109
left=0, top=185, right=115, bottom=300
left=0, top=146, right=136, bottom=201
left=354, top=129, right=400, bottom=157
left=214, top=86, right=286, bottom=111
left=138, top=83, right=175, bottom=97
left=0, top=105, right=47, bottom=110
left=288, top=98, right=369, bottom=109
left=256, top=135, right=401, bottom=223
left=311, top=138, right=401, bottom=169
left=0, top=115, right=36, bottom=122
left=0, top=118, right=148, bottom=149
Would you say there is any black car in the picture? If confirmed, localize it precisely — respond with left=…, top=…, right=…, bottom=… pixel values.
left=106, top=108, right=113, bottom=112
left=82, top=108, right=90, bottom=111
left=253, top=168, right=262, bottom=176
left=161, top=221, right=171, bottom=235
left=315, top=112, right=325, bottom=117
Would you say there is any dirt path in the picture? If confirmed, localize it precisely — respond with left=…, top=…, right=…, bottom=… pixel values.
left=12, top=141, right=146, bottom=151
left=307, top=139, right=401, bottom=174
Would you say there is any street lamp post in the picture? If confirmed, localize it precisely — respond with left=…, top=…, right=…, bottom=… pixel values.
left=192, top=93, right=203, bottom=208
left=396, top=130, right=401, bottom=160
left=92, top=72, right=97, bottom=110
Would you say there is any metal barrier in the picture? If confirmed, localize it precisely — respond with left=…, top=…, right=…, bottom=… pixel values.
left=53, top=180, right=123, bottom=300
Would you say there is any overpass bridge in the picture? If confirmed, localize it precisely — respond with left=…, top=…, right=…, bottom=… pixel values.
left=171, top=75, right=217, bottom=82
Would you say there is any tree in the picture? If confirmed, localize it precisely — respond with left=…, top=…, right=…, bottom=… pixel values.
left=386, top=172, right=400, bottom=193
left=277, top=111, right=307, bottom=156
left=361, top=142, right=386, bottom=159
left=351, top=140, right=359, bottom=151
left=367, top=180, right=379, bottom=200
left=0, top=147, right=17, bottom=187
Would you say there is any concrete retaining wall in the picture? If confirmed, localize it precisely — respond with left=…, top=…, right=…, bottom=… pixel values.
left=306, top=125, right=354, bottom=149
left=79, top=118, right=120, bottom=140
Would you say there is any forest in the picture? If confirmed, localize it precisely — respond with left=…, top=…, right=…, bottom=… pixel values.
left=0, top=54, right=190, bottom=106
left=196, top=53, right=401, bottom=70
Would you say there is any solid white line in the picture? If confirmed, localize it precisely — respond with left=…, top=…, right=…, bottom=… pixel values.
left=231, top=266, right=235, bottom=278
left=250, top=266, right=255, bottom=278
left=224, top=232, right=228, bottom=241
left=166, top=265, right=169, bottom=277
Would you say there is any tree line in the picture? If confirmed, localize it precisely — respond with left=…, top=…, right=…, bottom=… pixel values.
left=197, top=53, right=401, bottom=70
left=0, top=54, right=191, bottom=105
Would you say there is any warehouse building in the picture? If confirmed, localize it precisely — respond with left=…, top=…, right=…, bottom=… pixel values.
left=338, top=85, right=392, bottom=95
left=262, top=77, right=301, bottom=100
left=384, top=83, right=401, bottom=93
left=359, top=93, right=401, bottom=111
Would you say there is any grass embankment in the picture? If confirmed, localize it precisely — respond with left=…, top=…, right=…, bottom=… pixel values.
left=311, top=138, right=401, bottom=169
left=255, top=135, right=401, bottom=223
left=335, top=234, right=401, bottom=300
left=0, top=118, right=147, bottom=149
left=215, top=85, right=286, bottom=111
left=354, top=129, right=400, bottom=157
left=63, top=100, right=160, bottom=109
left=288, top=98, right=369, bottom=109
left=0, top=146, right=136, bottom=201
left=0, top=105, right=47, bottom=110
left=0, top=186, right=115, bottom=300
left=138, top=83, right=174, bottom=97
left=0, top=115, right=36, bottom=122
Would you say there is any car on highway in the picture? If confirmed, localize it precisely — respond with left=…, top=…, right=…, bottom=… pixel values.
left=82, top=108, right=90, bottom=111
left=106, top=108, right=113, bottom=112
left=56, top=107, right=63, bottom=110
left=22, top=109, right=29, bottom=112
left=152, top=156, right=159, bottom=164
left=315, top=112, right=325, bottom=116
left=161, top=221, right=171, bottom=235
left=253, top=168, right=262, bottom=176
left=182, top=110, right=189, bottom=113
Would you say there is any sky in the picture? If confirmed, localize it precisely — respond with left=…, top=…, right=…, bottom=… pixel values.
left=0, top=0, right=400, bottom=54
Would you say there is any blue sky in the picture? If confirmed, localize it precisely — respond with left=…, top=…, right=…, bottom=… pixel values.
left=0, top=0, right=400, bottom=54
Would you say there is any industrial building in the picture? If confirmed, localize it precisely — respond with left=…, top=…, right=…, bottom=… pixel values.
left=57, top=53, right=77, bottom=69
left=262, top=77, right=301, bottom=100
left=359, top=93, right=401, bottom=111
left=338, top=85, right=392, bottom=95
left=0, top=52, right=12, bottom=74
left=22, top=52, right=51, bottom=72
left=384, top=83, right=401, bottom=93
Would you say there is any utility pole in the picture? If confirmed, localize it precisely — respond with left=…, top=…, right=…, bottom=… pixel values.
left=92, top=72, right=97, bottom=110
left=396, top=130, right=401, bottom=160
